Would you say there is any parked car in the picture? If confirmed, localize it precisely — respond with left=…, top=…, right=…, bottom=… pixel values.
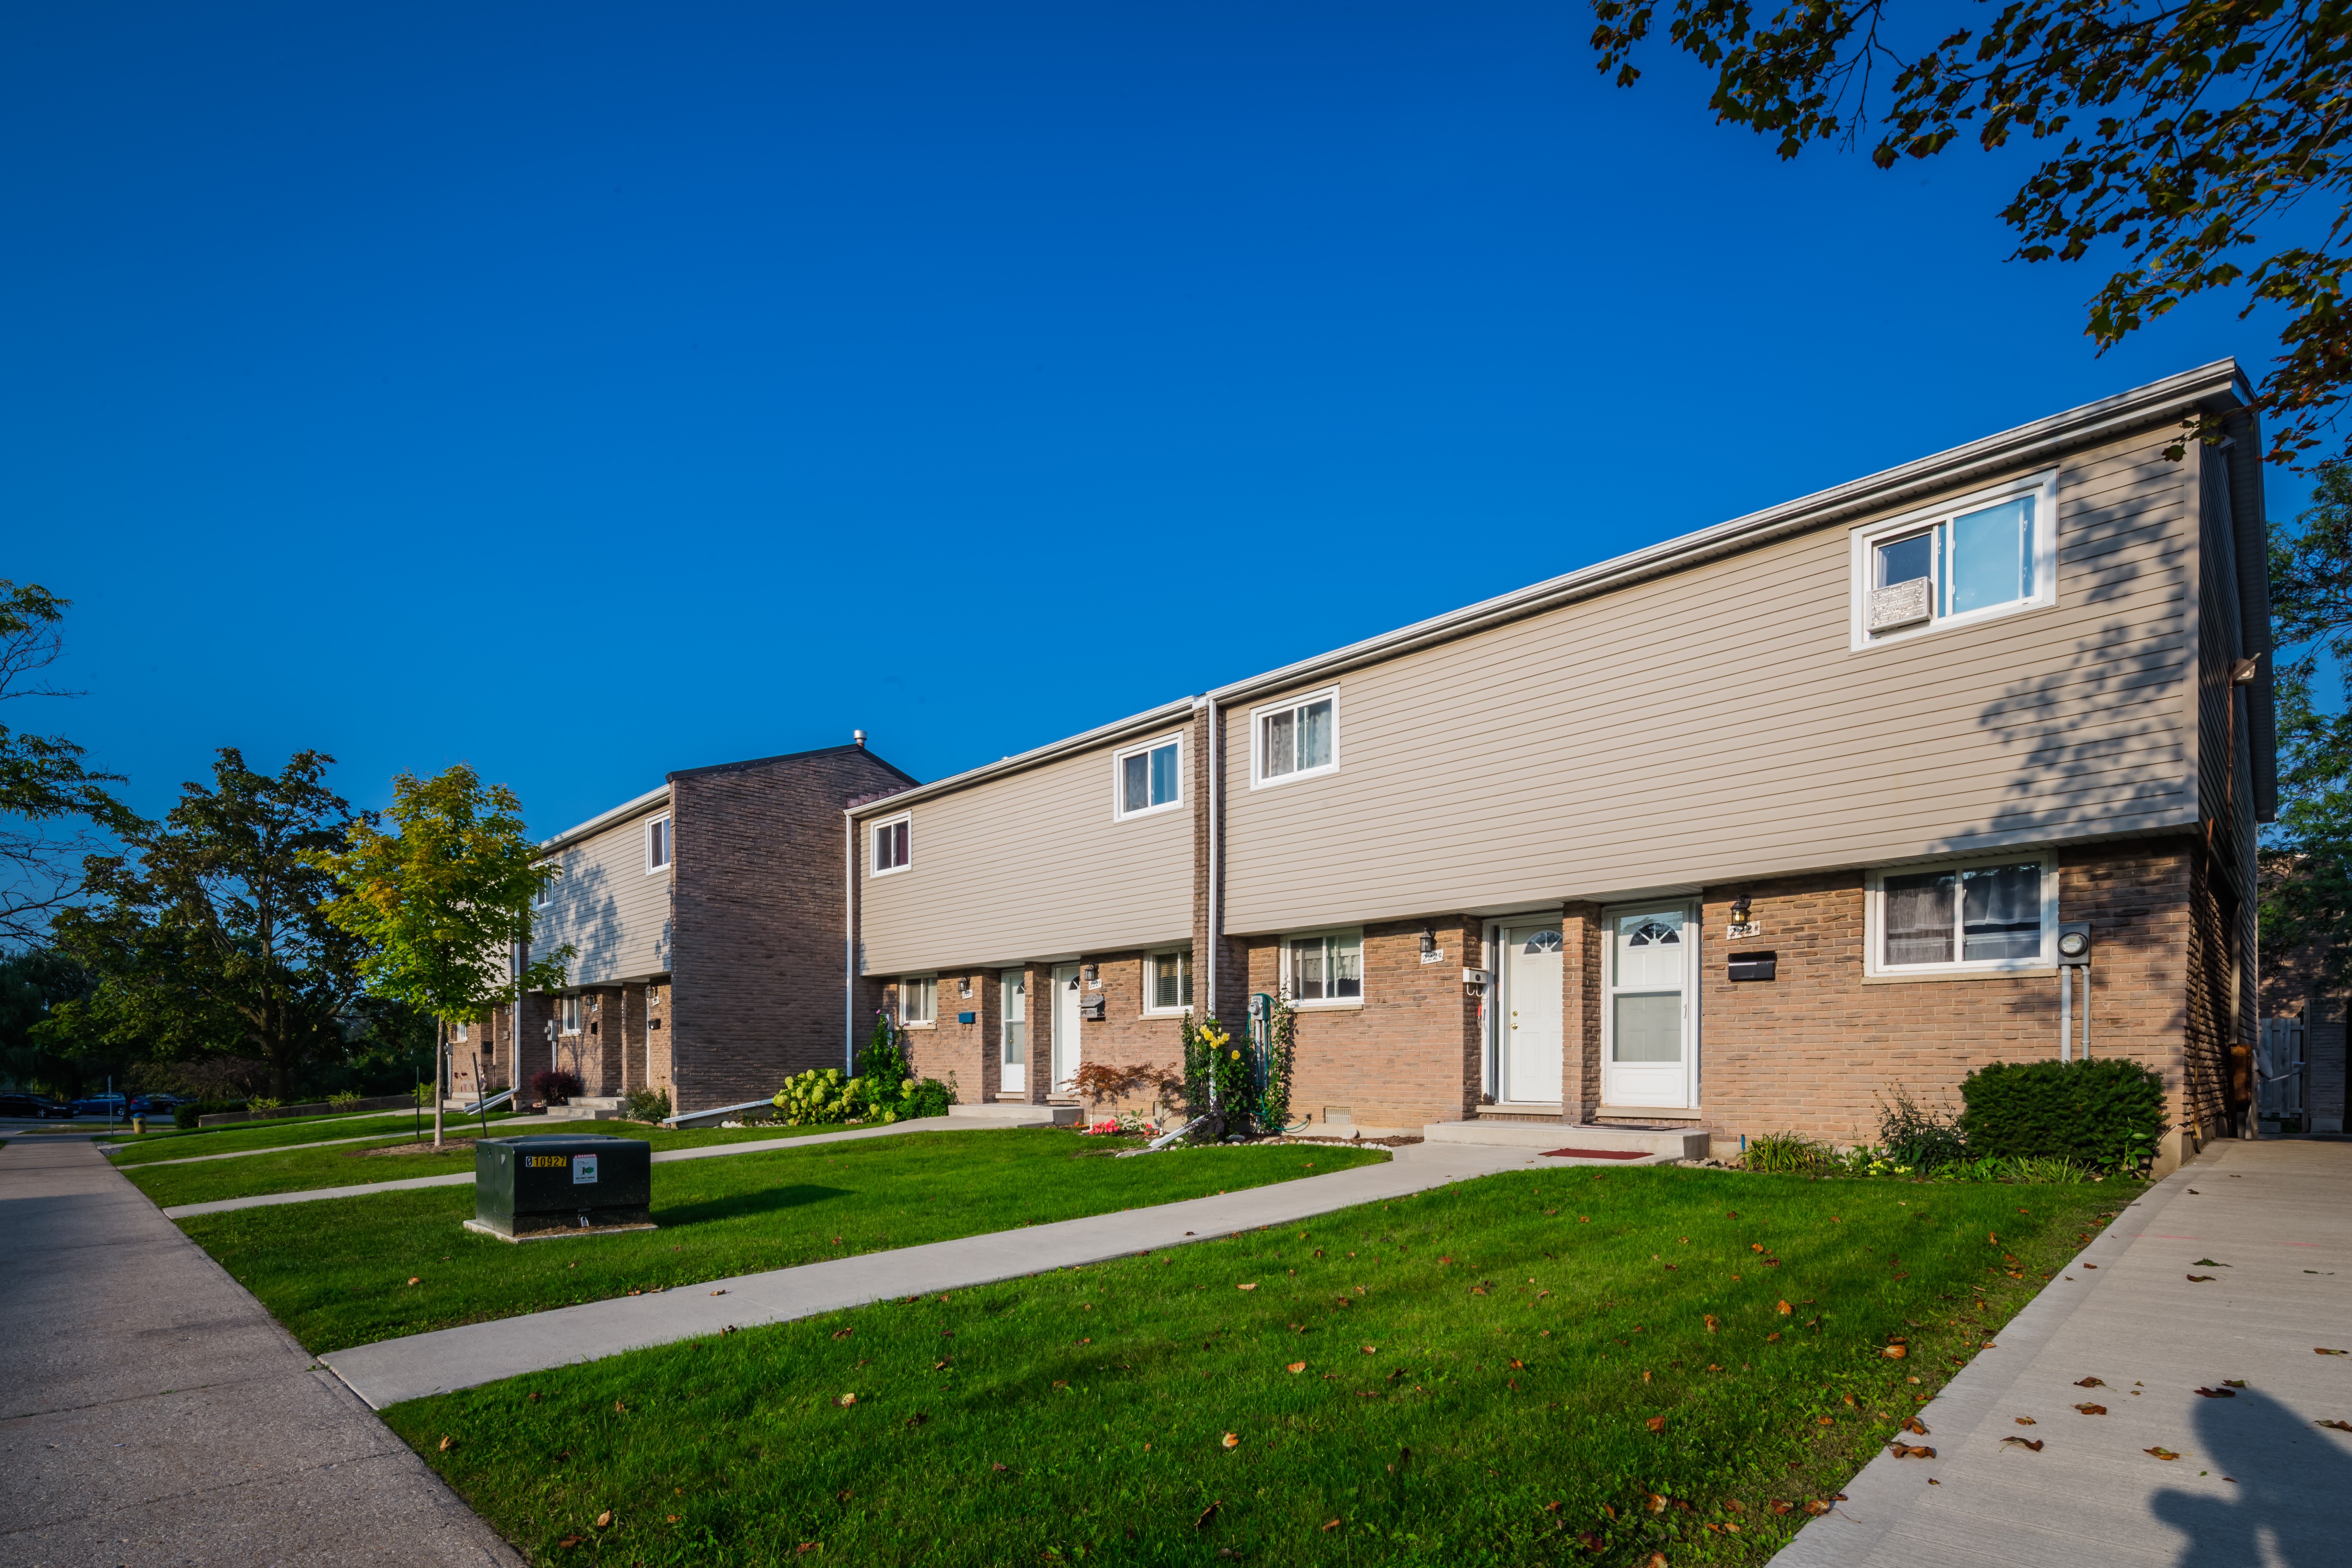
left=69, top=1093, right=127, bottom=1118
left=128, top=1094, right=187, bottom=1115
left=0, top=1093, right=70, bottom=1119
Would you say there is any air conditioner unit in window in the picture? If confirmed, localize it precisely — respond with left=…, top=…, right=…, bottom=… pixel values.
left=1868, top=578, right=1932, bottom=632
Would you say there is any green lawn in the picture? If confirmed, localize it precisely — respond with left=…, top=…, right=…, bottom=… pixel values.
left=106, top=1109, right=530, bottom=1166
left=127, top=1119, right=898, bottom=1206
left=182, top=1128, right=1388, bottom=1354
left=94, top=1106, right=444, bottom=1149
left=385, top=1165, right=2120, bottom=1567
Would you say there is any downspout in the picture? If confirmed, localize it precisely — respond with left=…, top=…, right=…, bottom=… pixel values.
left=845, top=807, right=856, bottom=1075
left=1206, top=695, right=1220, bottom=1019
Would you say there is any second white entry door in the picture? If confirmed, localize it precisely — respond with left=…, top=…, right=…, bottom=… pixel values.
left=999, top=968, right=1027, bottom=1096
left=1052, top=964, right=1082, bottom=1096
left=1499, top=922, right=1565, bottom=1103
left=1602, top=904, right=1695, bottom=1109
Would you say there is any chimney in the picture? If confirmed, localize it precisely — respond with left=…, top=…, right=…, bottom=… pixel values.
left=853, top=729, right=867, bottom=747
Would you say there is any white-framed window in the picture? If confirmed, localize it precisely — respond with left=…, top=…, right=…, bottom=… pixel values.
left=1850, top=470, right=2058, bottom=649
left=1252, top=689, right=1338, bottom=788
left=1283, top=929, right=1363, bottom=1005
left=1865, top=853, right=2056, bottom=975
left=899, top=975, right=937, bottom=1027
left=872, top=813, right=910, bottom=876
left=646, top=815, right=673, bottom=873
left=533, top=862, right=554, bottom=909
left=451, top=1021, right=469, bottom=1043
left=1114, top=735, right=1184, bottom=819
left=1144, top=948, right=1194, bottom=1014
left=560, top=995, right=584, bottom=1035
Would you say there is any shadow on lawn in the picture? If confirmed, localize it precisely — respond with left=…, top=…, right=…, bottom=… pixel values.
left=651, top=1184, right=851, bottom=1227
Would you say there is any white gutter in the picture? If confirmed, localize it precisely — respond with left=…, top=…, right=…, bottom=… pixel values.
left=844, top=698, right=1198, bottom=819
left=537, top=782, right=673, bottom=855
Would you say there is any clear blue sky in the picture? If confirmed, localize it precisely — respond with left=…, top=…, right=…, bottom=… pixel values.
left=3, top=0, right=2310, bottom=836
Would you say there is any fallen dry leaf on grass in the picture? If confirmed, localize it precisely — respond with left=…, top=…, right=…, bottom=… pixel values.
left=1645, top=1493, right=1667, bottom=1513
left=594, top=1512, right=612, bottom=1529
left=2145, top=1447, right=2181, bottom=1461
left=437, top=1436, right=456, bottom=1452
left=407, top=1277, right=420, bottom=1287
left=1646, top=1416, right=1666, bottom=1432
left=1767, top=1500, right=1793, bottom=1515
left=2002, top=1437, right=2044, bottom=1452
left=831, top=1329, right=853, bottom=1340
left=555, top=1537, right=581, bottom=1549
left=904, top=1412, right=928, bottom=1428
left=1237, top=1283, right=1256, bottom=1292
left=1195, top=1501, right=1223, bottom=1529
left=1776, top=1300, right=1792, bottom=1316
left=794, top=1543, right=820, bottom=1555
left=835, top=1394, right=856, bottom=1408
left=1287, top=1361, right=1306, bottom=1374
left=1221, top=1433, right=1240, bottom=1450
left=1883, top=1344, right=1908, bottom=1359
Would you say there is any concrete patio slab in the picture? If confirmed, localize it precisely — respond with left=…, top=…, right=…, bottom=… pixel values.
left=322, top=1137, right=1560, bottom=1409
left=0, top=1137, right=521, bottom=1567
left=1775, top=1137, right=2352, bottom=1568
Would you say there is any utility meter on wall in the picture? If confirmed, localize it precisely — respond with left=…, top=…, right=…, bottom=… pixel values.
left=2055, top=923, right=2092, bottom=966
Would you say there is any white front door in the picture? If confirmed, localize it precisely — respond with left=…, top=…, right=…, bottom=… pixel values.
left=1052, top=964, right=1082, bottom=1096
left=1602, top=904, right=1696, bottom=1109
left=1498, top=922, right=1565, bottom=1104
left=999, top=968, right=1027, bottom=1096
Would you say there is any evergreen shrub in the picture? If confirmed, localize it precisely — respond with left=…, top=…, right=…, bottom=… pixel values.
left=1958, top=1057, right=2168, bottom=1170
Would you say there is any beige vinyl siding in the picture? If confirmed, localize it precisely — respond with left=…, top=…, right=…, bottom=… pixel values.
left=858, top=738, right=1193, bottom=975
left=534, top=810, right=673, bottom=985
left=1224, top=428, right=2199, bottom=935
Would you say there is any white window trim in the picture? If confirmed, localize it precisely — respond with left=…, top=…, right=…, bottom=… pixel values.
left=1250, top=688, right=1341, bottom=790
left=870, top=812, right=912, bottom=877
left=644, top=814, right=673, bottom=875
left=1848, top=468, right=2059, bottom=652
left=1111, top=733, right=1187, bottom=821
left=451, top=1021, right=470, bottom=1042
left=1280, top=927, right=1365, bottom=1009
left=1863, top=850, right=2059, bottom=977
left=559, top=996, right=583, bottom=1036
left=1141, top=946, right=1195, bottom=1016
left=898, top=974, right=938, bottom=1029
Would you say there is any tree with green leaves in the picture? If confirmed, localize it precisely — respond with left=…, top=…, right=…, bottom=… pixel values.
left=309, top=764, right=570, bottom=1147
left=1587, top=0, right=2352, bottom=465
left=42, top=749, right=371, bottom=1099
left=0, top=581, right=140, bottom=943
left=2263, top=459, right=2352, bottom=977
left=0, top=946, right=96, bottom=1096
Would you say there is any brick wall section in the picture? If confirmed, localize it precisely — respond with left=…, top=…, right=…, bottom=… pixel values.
left=2182, top=843, right=2240, bottom=1143
left=667, top=747, right=914, bottom=1115
left=644, top=980, right=675, bottom=1096
left=1561, top=903, right=1602, bottom=1118
left=1073, top=949, right=1191, bottom=1121
left=1683, top=841, right=2193, bottom=1150
left=1247, top=916, right=1481, bottom=1132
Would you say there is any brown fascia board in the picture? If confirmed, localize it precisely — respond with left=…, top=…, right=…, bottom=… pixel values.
left=844, top=698, right=1201, bottom=819
left=1210, top=358, right=2253, bottom=706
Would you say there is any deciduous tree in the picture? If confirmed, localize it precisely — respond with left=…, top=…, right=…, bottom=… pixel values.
left=0, top=581, right=139, bottom=943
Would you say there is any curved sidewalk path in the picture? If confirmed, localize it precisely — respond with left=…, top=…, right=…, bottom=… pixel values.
left=0, top=1138, right=521, bottom=1567
left=322, top=1138, right=1563, bottom=1409
left=1776, top=1137, right=2352, bottom=1568
left=158, top=1115, right=977, bottom=1219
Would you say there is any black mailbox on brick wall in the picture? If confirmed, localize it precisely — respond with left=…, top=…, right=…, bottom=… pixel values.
left=473, top=1135, right=653, bottom=1239
left=1727, top=950, right=1778, bottom=982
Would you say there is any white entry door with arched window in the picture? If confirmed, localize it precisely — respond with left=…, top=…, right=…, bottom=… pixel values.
left=1602, top=903, right=1697, bottom=1110
left=1496, top=922, right=1564, bottom=1105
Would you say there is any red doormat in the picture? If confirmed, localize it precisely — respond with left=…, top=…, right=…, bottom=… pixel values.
left=1539, top=1147, right=1650, bottom=1160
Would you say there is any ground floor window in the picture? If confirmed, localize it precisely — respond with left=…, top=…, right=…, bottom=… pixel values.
left=1284, top=930, right=1362, bottom=1003
left=560, top=996, right=583, bottom=1035
left=900, top=975, right=937, bottom=1026
left=1868, top=854, right=2054, bottom=973
left=1146, top=948, right=1193, bottom=1013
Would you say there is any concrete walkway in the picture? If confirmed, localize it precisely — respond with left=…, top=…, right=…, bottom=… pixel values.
left=1776, top=1137, right=2352, bottom=1568
left=323, top=1137, right=1554, bottom=1408
left=0, top=1138, right=521, bottom=1567
left=157, top=1113, right=989, bottom=1219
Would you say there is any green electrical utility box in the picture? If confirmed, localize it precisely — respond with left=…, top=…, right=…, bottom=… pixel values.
left=470, top=1134, right=654, bottom=1240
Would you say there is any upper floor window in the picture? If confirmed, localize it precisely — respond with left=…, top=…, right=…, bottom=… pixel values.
left=1852, top=472, right=2057, bottom=648
left=560, top=995, right=584, bottom=1035
left=646, top=815, right=672, bottom=873
left=1284, top=929, right=1363, bottom=1004
left=899, top=975, right=937, bottom=1026
left=1253, top=690, right=1338, bottom=787
left=1866, top=854, right=2055, bottom=975
left=873, top=815, right=910, bottom=876
left=1145, top=948, right=1194, bottom=1014
left=533, top=869, right=553, bottom=910
left=1115, top=736, right=1184, bottom=819
left=451, top=1021, right=469, bottom=1043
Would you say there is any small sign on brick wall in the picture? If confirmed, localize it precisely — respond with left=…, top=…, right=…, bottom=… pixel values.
left=1419, top=948, right=1446, bottom=964
left=1727, top=921, right=1761, bottom=940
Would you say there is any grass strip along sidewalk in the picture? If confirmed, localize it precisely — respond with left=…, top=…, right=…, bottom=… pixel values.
left=97, top=1106, right=459, bottom=1153
left=182, top=1128, right=1388, bottom=1356
left=107, top=1109, right=531, bottom=1167
left=388, top=1164, right=2118, bottom=1567
left=125, top=1119, right=888, bottom=1206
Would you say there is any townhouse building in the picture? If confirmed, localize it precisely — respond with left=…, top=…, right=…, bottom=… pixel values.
left=851, top=361, right=2272, bottom=1173
left=464, top=741, right=916, bottom=1114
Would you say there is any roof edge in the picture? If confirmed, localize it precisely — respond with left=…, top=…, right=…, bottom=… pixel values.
left=539, top=783, right=673, bottom=854
left=1209, top=358, right=2249, bottom=705
left=845, top=698, right=1198, bottom=818
left=668, top=741, right=921, bottom=789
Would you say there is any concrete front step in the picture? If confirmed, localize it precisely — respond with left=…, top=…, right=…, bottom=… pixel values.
left=1423, top=1121, right=1708, bottom=1160
left=947, top=1103, right=1080, bottom=1127
left=544, top=1097, right=626, bottom=1121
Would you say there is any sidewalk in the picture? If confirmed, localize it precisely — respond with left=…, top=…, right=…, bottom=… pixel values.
left=156, top=1113, right=991, bottom=1219
left=322, top=1137, right=1554, bottom=1408
left=1776, top=1137, right=2352, bottom=1568
left=0, top=1138, right=521, bottom=1567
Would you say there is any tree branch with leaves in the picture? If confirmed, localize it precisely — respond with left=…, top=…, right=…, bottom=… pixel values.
left=0, top=581, right=140, bottom=943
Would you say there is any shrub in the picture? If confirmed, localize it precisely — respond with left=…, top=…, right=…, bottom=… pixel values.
left=624, top=1086, right=673, bottom=1123
left=1741, top=1132, right=1837, bottom=1174
left=173, top=1098, right=247, bottom=1129
left=1959, top=1057, right=2168, bottom=1171
left=531, top=1069, right=584, bottom=1105
left=1876, top=1087, right=1968, bottom=1171
left=859, top=1012, right=911, bottom=1087
left=902, top=1076, right=955, bottom=1119
left=772, top=1067, right=881, bottom=1127
left=326, top=1090, right=362, bottom=1110
left=247, top=1096, right=282, bottom=1112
